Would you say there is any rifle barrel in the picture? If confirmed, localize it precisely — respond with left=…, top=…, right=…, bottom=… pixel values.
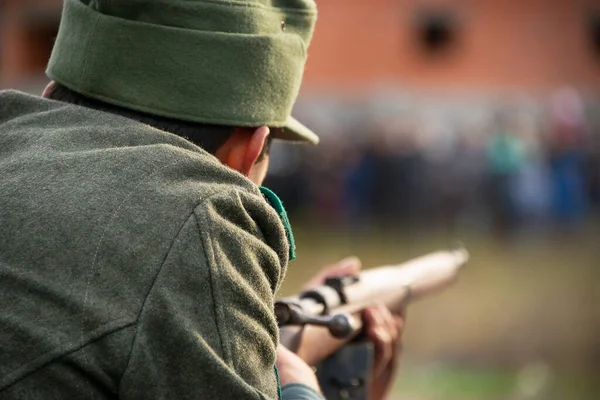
left=278, top=248, right=468, bottom=365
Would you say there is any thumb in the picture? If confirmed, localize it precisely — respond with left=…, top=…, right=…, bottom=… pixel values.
left=303, top=256, right=362, bottom=290
left=328, top=256, right=362, bottom=276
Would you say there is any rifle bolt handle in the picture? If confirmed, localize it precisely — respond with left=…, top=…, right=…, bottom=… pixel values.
left=327, top=313, right=356, bottom=339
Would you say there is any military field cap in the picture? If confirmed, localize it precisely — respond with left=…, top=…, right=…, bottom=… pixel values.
left=46, top=0, right=319, bottom=144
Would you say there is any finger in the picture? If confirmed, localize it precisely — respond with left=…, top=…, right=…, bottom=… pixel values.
left=363, top=307, right=392, bottom=378
left=376, top=305, right=404, bottom=372
left=394, top=315, right=405, bottom=341
left=389, top=315, right=404, bottom=366
left=324, top=256, right=362, bottom=276
left=376, top=304, right=399, bottom=343
left=303, top=256, right=362, bottom=290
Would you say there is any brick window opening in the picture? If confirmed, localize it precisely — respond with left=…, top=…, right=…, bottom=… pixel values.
left=24, top=24, right=58, bottom=76
left=588, top=11, right=600, bottom=59
left=414, top=11, right=459, bottom=56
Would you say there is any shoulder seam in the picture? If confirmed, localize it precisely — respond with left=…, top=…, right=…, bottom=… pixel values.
left=192, top=208, right=229, bottom=362
left=189, top=188, right=250, bottom=366
left=119, top=187, right=248, bottom=385
left=119, top=208, right=199, bottom=383
left=191, top=188, right=264, bottom=390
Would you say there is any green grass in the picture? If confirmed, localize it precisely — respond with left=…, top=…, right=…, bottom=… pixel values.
left=391, top=364, right=600, bottom=400
left=393, top=365, right=515, bottom=400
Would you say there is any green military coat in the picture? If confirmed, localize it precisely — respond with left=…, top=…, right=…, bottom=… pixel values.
left=0, top=91, right=321, bottom=400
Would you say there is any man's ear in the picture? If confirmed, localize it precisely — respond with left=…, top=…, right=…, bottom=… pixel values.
left=42, top=81, right=56, bottom=98
left=215, top=126, right=270, bottom=176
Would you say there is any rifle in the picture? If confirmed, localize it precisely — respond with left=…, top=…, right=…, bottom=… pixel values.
left=275, top=248, right=469, bottom=400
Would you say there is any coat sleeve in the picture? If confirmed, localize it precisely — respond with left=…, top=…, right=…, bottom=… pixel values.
left=281, top=384, right=326, bottom=400
left=119, top=188, right=321, bottom=399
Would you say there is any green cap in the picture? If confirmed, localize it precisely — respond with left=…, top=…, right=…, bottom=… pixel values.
left=46, top=0, right=319, bottom=144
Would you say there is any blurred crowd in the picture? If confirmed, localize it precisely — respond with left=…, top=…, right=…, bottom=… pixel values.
left=266, top=88, right=600, bottom=237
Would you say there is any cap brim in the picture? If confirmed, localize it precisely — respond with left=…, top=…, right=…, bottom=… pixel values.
left=273, top=116, right=320, bottom=144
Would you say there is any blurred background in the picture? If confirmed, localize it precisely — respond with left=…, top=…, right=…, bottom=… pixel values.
left=1, top=0, right=599, bottom=399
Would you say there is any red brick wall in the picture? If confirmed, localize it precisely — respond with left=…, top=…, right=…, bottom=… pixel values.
left=0, top=0, right=61, bottom=86
left=2, top=0, right=599, bottom=95
left=301, top=0, right=600, bottom=95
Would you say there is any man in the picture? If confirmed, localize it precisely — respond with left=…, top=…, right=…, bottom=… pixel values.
left=0, top=0, right=403, bottom=399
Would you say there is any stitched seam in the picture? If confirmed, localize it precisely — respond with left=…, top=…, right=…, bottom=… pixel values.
left=120, top=188, right=269, bottom=399
left=118, top=0, right=317, bottom=15
left=119, top=209, right=199, bottom=383
left=0, top=319, right=136, bottom=392
left=81, top=160, right=183, bottom=391
left=81, top=9, right=101, bottom=88
left=118, top=188, right=230, bottom=387
left=193, top=198, right=230, bottom=363
left=193, top=189, right=276, bottom=375
left=192, top=188, right=261, bottom=368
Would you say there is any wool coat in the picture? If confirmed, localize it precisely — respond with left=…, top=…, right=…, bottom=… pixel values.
left=0, top=91, right=321, bottom=400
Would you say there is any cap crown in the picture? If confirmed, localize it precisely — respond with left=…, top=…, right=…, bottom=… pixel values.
left=47, top=0, right=317, bottom=129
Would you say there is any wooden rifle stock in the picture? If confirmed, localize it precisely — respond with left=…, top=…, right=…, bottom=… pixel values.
left=277, top=248, right=469, bottom=366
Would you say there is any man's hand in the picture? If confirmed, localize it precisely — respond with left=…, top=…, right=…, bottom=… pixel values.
left=276, top=344, right=321, bottom=392
left=303, top=257, right=406, bottom=400
left=302, top=256, right=363, bottom=291
left=363, top=305, right=405, bottom=400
